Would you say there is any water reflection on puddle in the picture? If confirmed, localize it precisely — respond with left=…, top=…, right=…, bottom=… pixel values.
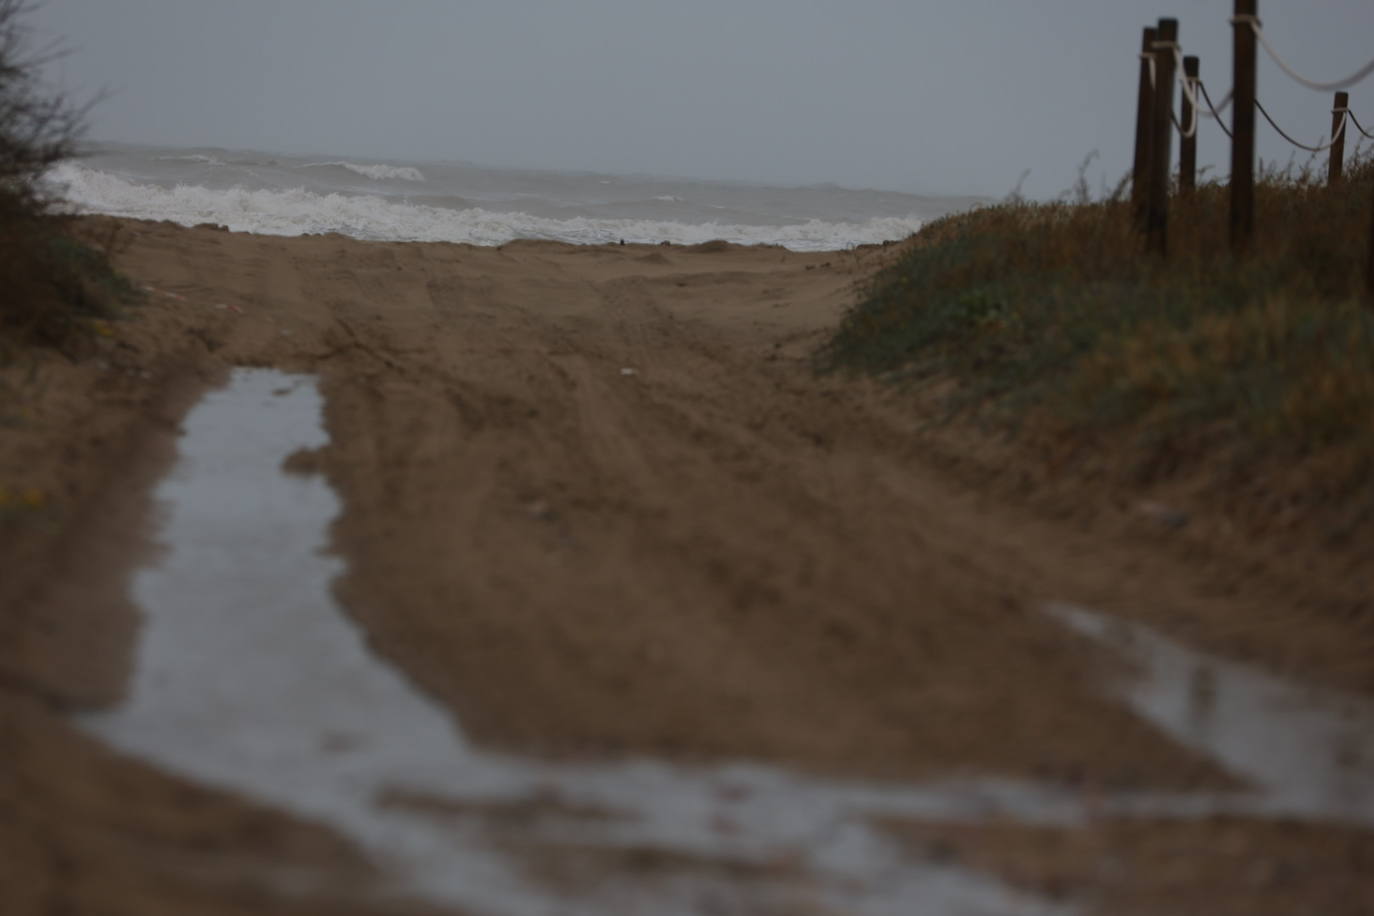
left=79, top=369, right=1069, bottom=916
left=77, top=369, right=1374, bottom=916
left=1046, top=603, right=1374, bottom=825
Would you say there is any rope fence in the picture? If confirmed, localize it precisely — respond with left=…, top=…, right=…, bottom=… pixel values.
left=1238, top=14, right=1374, bottom=93
left=1131, top=0, right=1374, bottom=288
left=1255, top=99, right=1346, bottom=153
left=1196, top=82, right=1234, bottom=139
left=1344, top=108, right=1374, bottom=141
left=1141, top=26, right=1368, bottom=157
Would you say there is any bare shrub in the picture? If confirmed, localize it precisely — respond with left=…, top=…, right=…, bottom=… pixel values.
left=0, top=0, right=131, bottom=350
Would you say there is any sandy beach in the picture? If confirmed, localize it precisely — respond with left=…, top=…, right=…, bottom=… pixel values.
left=3, top=218, right=1373, bottom=914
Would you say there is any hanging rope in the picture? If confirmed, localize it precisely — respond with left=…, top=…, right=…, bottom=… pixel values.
left=1256, top=98, right=1347, bottom=152
left=1134, top=26, right=1368, bottom=148
left=1171, top=111, right=1196, bottom=139
left=1171, top=83, right=1200, bottom=139
left=1141, top=41, right=1201, bottom=139
left=1198, top=85, right=1234, bottom=120
left=1196, top=81, right=1234, bottom=139
left=1168, top=47, right=1202, bottom=139
left=1236, top=15, right=1374, bottom=92
left=1335, top=107, right=1374, bottom=140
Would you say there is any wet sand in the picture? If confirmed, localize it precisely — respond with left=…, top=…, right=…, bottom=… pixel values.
left=2, top=217, right=1372, bottom=914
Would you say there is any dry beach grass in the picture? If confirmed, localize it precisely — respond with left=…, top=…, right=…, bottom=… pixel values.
left=824, top=158, right=1374, bottom=548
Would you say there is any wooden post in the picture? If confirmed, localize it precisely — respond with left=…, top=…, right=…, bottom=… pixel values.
left=1147, top=18, right=1179, bottom=256
left=1329, top=91, right=1349, bottom=186
left=1133, top=26, right=1159, bottom=230
left=1367, top=186, right=1374, bottom=304
left=1231, top=0, right=1258, bottom=252
left=1180, top=56, right=1200, bottom=194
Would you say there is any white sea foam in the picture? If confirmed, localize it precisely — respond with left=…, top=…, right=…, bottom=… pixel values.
left=48, top=163, right=923, bottom=251
left=154, top=153, right=225, bottom=166
left=304, top=161, right=427, bottom=182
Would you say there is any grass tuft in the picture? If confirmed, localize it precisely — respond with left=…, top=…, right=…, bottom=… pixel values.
left=821, top=155, right=1374, bottom=503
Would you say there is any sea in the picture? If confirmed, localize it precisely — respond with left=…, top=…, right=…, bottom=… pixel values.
left=48, top=143, right=982, bottom=252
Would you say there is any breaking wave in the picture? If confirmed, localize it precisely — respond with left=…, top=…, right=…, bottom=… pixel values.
left=154, top=153, right=226, bottom=166
left=48, top=163, right=923, bottom=251
left=304, top=161, right=426, bottom=182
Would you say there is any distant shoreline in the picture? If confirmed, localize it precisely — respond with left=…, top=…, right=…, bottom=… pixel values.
left=50, top=144, right=972, bottom=251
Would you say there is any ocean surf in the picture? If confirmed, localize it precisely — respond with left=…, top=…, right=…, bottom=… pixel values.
left=48, top=143, right=980, bottom=251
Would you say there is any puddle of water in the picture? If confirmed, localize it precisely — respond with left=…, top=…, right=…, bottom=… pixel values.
left=81, top=369, right=1374, bottom=915
left=78, top=368, right=1072, bottom=916
left=1046, top=603, right=1374, bottom=825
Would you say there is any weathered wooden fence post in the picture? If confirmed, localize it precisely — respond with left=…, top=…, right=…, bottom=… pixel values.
left=1147, top=18, right=1179, bottom=255
left=1180, top=56, right=1200, bottom=194
left=1367, top=187, right=1374, bottom=304
left=1329, top=91, right=1349, bottom=186
left=1231, top=0, right=1258, bottom=252
left=1134, top=26, right=1159, bottom=231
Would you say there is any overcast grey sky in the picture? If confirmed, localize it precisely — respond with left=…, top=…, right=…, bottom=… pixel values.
left=28, top=1, right=1374, bottom=197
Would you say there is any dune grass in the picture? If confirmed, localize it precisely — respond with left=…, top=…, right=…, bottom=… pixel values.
left=0, top=203, right=139, bottom=351
left=821, top=158, right=1374, bottom=503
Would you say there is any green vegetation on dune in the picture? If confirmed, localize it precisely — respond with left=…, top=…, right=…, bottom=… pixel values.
left=822, top=160, right=1374, bottom=505
left=0, top=0, right=135, bottom=354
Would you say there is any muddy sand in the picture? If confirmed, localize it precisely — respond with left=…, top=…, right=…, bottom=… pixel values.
left=1, top=218, right=1372, bottom=914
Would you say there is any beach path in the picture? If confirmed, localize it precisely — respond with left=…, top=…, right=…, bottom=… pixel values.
left=2, top=221, right=1372, bottom=916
